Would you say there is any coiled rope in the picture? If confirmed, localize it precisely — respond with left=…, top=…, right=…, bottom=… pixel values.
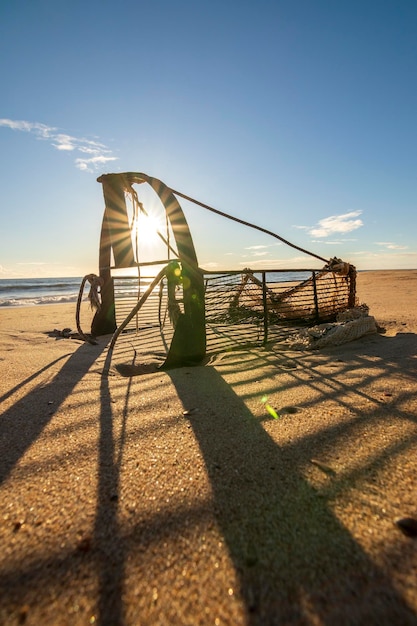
left=76, top=274, right=103, bottom=344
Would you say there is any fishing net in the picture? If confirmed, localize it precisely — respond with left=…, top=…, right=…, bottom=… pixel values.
left=287, top=305, right=377, bottom=349
left=224, top=261, right=356, bottom=324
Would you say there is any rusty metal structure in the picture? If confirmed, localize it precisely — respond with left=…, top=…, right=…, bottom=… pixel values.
left=90, top=173, right=206, bottom=368
left=82, top=172, right=357, bottom=368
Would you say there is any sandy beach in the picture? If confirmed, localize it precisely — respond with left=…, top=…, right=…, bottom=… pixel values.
left=1, top=269, right=417, bottom=625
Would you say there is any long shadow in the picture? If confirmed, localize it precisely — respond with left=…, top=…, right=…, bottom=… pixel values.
left=168, top=364, right=417, bottom=625
left=0, top=341, right=106, bottom=486
left=0, top=353, right=70, bottom=404
left=0, top=340, right=125, bottom=625
left=3, top=330, right=415, bottom=623
left=93, top=349, right=127, bottom=626
left=91, top=328, right=417, bottom=624
left=0, top=339, right=132, bottom=626
left=216, top=333, right=417, bottom=427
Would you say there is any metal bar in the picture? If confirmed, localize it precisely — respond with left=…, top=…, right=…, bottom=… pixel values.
left=262, top=271, right=268, bottom=345
left=108, top=267, right=167, bottom=353
left=108, top=259, right=177, bottom=270
left=202, top=268, right=320, bottom=275
left=312, top=271, right=320, bottom=322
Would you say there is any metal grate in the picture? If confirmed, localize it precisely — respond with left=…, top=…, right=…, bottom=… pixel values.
left=111, top=268, right=355, bottom=363
left=205, top=269, right=353, bottom=321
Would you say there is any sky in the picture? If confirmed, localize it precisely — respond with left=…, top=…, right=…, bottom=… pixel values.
left=1, top=0, right=416, bottom=278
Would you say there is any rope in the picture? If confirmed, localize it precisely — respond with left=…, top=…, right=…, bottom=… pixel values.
left=307, top=315, right=377, bottom=349
left=169, top=187, right=329, bottom=264
left=76, top=274, right=103, bottom=344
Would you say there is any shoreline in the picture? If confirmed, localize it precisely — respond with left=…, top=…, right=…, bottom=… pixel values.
left=1, top=268, right=416, bottom=327
left=1, top=267, right=416, bottom=299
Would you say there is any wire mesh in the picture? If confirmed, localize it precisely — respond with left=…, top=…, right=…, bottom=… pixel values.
left=111, top=268, right=355, bottom=364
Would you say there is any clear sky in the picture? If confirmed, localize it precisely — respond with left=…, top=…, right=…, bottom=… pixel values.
left=1, top=0, right=416, bottom=278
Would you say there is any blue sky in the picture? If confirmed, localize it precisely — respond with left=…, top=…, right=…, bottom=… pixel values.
left=1, top=0, right=416, bottom=278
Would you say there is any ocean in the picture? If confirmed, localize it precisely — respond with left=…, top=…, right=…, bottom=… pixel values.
left=0, top=275, right=168, bottom=307
left=0, top=277, right=83, bottom=307
left=0, top=271, right=314, bottom=307
left=0, top=275, right=162, bottom=307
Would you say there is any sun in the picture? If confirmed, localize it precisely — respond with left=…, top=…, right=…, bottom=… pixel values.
left=126, top=185, right=178, bottom=268
left=131, top=207, right=171, bottom=261
left=135, top=211, right=162, bottom=243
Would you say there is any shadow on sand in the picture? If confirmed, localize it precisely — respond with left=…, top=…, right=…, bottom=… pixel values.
left=167, top=343, right=417, bottom=624
left=1, top=332, right=416, bottom=624
left=0, top=342, right=106, bottom=486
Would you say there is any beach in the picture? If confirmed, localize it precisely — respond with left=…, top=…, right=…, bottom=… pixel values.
left=1, top=269, right=417, bottom=625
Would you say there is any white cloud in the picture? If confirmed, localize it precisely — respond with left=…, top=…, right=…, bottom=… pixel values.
left=375, top=241, right=408, bottom=250
left=238, top=255, right=316, bottom=268
left=54, top=143, right=74, bottom=151
left=0, top=118, right=118, bottom=172
left=0, top=119, right=56, bottom=136
left=75, top=155, right=118, bottom=172
left=245, top=243, right=282, bottom=251
left=308, top=211, right=363, bottom=238
left=310, top=240, right=345, bottom=245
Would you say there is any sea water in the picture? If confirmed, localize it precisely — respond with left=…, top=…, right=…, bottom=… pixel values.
left=0, top=277, right=83, bottom=307
left=0, top=275, right=160, bottom=307
left=0, top=271, right=314, bottom=307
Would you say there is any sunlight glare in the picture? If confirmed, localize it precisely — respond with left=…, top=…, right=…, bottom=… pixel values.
left=133, top=210, right=165, bottom=247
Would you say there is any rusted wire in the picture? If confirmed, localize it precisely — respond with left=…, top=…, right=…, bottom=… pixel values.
left=169, top=188, right=329, bottom=264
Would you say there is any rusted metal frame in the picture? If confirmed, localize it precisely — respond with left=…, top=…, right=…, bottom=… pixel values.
left=170, top=188, right=329, bottom=264
left=92, top=174, right=136, bottom=336
left=107, top=267, right=167, bottom=351
left=262, top=271, right=268, bottom=345
left=312, top=271, right=320, bottom=323
left=94, top=172, right=206, bottom=367
left=348, top=266, right=357, bottom=308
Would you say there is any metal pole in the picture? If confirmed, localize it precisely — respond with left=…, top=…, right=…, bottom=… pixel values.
left=312, top=271, right=320, bottom=323
left=262, top=271, right=268, bottom=345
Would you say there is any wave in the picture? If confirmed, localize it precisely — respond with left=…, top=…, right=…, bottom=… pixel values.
left=0, top=271, right=314, bottom=308
left=0, top=278, right=81, bottom=293
left=0, top=293, right=81, bottom=307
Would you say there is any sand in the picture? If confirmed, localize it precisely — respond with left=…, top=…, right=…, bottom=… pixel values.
left=0, top=270, right=416, bottom=625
